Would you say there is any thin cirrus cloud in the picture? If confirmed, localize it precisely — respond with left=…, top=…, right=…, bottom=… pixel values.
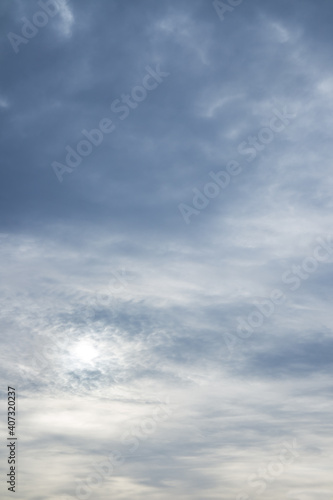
left=0, top=0, right=333, bottom=499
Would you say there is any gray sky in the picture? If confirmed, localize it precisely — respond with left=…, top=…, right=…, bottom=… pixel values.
left=0, top=0, right=333, bottom=499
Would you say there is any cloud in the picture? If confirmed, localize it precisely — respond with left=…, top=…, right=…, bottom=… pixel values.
left=56, top=0, right=74, bottom=37
left=0, top=96, right=9, bottom=108
left=1, top=0, right=333, bottom=498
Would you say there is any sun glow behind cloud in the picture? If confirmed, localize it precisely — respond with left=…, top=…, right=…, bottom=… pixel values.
left=71, top=340, right=98, bottom=364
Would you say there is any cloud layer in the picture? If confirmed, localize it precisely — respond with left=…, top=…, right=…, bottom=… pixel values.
left=1, top=0, right=333, bottom=499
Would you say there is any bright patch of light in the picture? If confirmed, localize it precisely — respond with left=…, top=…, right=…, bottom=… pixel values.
left=72, top=341, right=98, bottom=364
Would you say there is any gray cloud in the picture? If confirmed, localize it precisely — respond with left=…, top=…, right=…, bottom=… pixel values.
left=1, top=0, right=333, bottom=498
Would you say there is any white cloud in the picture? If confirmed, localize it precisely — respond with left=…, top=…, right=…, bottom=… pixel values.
left=57, top=0, right=74, bottom=37
left=0, top=96, right=9, bottom=109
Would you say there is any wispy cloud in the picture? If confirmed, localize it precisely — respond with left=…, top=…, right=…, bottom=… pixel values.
left=1, top=0, right=332, bottom=498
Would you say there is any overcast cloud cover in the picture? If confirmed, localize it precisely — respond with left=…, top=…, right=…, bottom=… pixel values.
left=0, top=0, right=333, bottom=498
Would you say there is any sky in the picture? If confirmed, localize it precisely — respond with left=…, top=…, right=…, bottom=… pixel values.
left=0, top=0, right=333, bottom=498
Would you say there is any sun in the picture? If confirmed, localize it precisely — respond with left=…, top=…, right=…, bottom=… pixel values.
left=72, top=340, right=98, bottom=364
